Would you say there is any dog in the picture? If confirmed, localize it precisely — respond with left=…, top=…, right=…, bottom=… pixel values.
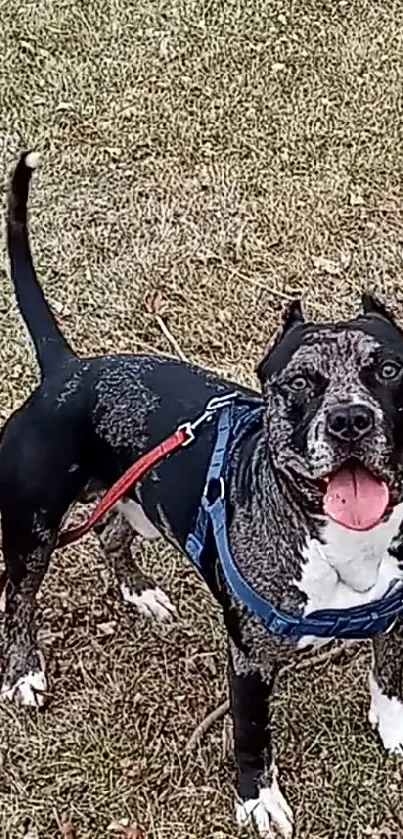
left=3, top=152, right=403, bottom=838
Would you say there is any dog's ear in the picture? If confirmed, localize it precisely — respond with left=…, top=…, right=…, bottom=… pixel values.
left=281, top=298, right=304, bottom=333
left=361, top=292, right=396, bottom=325
left=257, top=299, right=304, bottom=382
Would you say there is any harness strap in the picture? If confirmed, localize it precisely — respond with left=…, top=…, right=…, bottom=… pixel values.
left=208, top=488, right=403, bottom=638
left=2, top=387, right=402, bottom=641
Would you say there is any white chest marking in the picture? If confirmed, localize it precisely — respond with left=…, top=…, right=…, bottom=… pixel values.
left=117, top=499, right=160, bottom=539
left=295, top=503, right=403, bottom=648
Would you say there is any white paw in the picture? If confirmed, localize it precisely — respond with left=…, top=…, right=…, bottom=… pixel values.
left=369, top=673, right=403, bottom=755
left=120, top=585, right=176, bottom=621
left=1, top=669, right=47, bottom=708
left=236, top=774, right=293, bottom=838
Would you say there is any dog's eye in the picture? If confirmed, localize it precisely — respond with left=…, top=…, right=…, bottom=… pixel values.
left=380, top=361, right=402, bottom=381
left=288, top=375, right=308, bottom=392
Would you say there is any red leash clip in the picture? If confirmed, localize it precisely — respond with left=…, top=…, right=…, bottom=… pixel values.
left=178, top=392, right=238, bottom=446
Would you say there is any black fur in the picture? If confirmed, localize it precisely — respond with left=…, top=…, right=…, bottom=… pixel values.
left=7, top=153, right=74, bottom=375
left=228, top=655, right=275, bottom=800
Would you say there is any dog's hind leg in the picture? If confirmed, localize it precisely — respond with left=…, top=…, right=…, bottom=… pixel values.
left=94, top=504, right=176, bottom=621
left=369, top=620, right=403, bottom=755
left=0, top=406, right=92, bottom=707
left=0, top=493, right=73, bottom=708
left=1, top=524, right=50, bottom=708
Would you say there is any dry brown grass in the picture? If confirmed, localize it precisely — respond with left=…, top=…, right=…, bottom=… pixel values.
left=1, top=0, right=403, bottom=836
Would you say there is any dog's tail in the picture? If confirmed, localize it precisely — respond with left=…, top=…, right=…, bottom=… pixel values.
left=7, top=152, right=75, bottom=376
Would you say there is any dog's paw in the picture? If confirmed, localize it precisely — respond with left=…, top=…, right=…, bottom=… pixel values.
left=369, top=673, right=403, bottom=755
left=1, top=668, right=47, bottom=709
left=120, top=584, right=177, bottom=621
left=236, top=776, right=293, bottom=838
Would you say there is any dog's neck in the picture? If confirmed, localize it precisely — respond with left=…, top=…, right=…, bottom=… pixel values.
left=229, top=427, right=310, bottom=606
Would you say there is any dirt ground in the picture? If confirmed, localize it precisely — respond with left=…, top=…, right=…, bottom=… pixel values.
left=1, top=0, right=403, bottom=836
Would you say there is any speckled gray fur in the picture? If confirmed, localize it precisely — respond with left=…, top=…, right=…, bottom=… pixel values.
left=93, top=359, right=160, bottom=450
left=4, top=154, right=403, bottom=834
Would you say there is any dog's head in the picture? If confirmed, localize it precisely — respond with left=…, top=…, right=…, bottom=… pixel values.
left=257, top=294, right=403, bottom=531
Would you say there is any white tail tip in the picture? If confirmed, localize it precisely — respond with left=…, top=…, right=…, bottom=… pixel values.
left=25, top=152, right=40, bottom=170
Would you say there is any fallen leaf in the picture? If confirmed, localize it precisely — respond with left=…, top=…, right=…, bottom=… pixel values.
left=124, top=826, right=146, bottom=839
left=22, top=828, right=38, bottom=839
left=119, top=756, right=147, bottom=779
left=104, top=147, right=122, bottom=158
left=55, top=102, right=74, bottom=111
left=145, top=290, right=169, bottom=317
left=339, top=250, right=352, bottom=269
left=120, top=757, right=133, bottom=770
left=60, top=814, right=76, bottom=839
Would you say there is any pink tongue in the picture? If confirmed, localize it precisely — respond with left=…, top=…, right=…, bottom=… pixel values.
left=323, top=463, right=389, bottom=531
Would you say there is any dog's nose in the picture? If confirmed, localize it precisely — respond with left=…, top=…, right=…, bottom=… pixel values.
left=326, top=404, right=374, bottom=443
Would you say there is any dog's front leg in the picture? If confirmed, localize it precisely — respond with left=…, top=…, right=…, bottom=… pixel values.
left=1, top=530, right=54, bottom=709
left=369, top=619, right=403, bottom=755
left=229, top=645, right=293, bottom=838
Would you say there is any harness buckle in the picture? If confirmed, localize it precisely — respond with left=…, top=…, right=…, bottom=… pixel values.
left=203, top=476, right=225, bottom=504
left=177, top=421, right=197, bottom=447
left=178, top=391, right=239, bottom=447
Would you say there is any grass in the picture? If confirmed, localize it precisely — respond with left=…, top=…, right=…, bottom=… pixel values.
left=1, top=0, right=403, bottom=835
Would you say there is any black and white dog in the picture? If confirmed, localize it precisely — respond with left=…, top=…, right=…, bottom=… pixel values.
left=3, top=152, right=403, bottom=838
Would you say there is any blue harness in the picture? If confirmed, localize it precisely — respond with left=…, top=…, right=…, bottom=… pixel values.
left=185, top=394, right=403, bottom=640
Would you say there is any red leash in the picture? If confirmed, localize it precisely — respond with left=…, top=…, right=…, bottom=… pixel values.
left=58, top=426, right=188, bottom=547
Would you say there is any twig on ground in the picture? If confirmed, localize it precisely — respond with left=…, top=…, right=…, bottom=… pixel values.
left=145, top=289, right=187, bottom=360
left=227, top=268, right=302, bottom=301
left=107, top=819, right=146, bottom=837
left=186, top=700, right=230, bottom=750
left=186, top=641, right=359, bottom=750
left=154, top=314, right=187, bottom=361
left=282, top=639, right=358, bottom=676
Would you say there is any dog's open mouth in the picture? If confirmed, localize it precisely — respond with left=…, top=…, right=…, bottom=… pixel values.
left=322, top=459, right=390, bottom=531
